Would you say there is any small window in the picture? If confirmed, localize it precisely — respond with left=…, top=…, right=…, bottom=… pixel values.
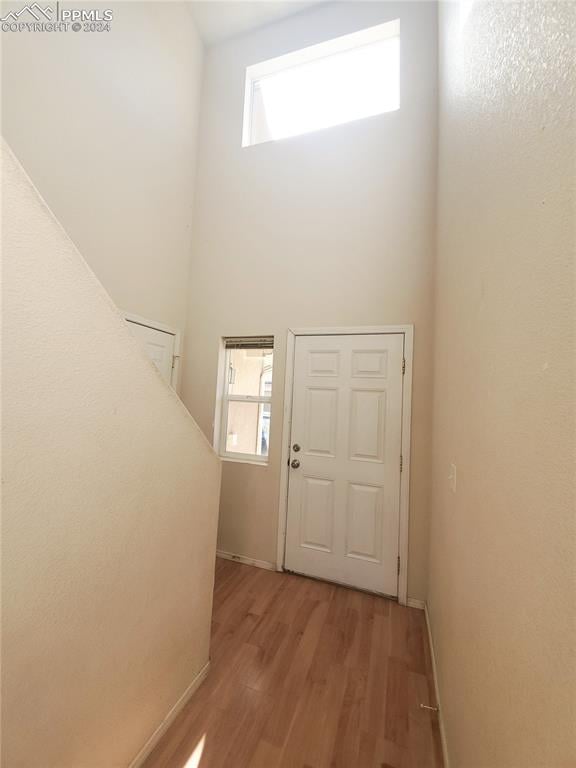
left=242, top=19, right=400, bottom=147
left=218, top=337, right=274, bottom=463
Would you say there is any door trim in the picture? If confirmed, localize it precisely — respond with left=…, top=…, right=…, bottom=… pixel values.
left=276, top=325, right=413, bottom=606
left=122, top=311, right=182, bottom=392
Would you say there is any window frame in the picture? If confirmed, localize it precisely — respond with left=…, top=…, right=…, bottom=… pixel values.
left=216, top=338, right=274, bottom=465
left=242, top=18, right=400, bottom=148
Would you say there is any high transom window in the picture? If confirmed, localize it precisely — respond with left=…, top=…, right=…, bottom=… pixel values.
left=242, top=19, right=400, bottom=147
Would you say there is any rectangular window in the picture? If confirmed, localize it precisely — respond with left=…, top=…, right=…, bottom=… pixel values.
left=218, top=337, right=274, bottom=463
left=242, top=19, right=400, bottom=147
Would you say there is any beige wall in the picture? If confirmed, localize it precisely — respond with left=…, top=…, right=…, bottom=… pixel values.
left=2, top=143, right=221, bottom=767
left=183, top=1, right=438, bottom=599
left=1, top=1, right=203, bottom=332
left=429, top=2, right=576, bottom=766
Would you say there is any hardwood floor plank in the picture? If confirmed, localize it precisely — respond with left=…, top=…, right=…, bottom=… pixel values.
left=143, top=561, right=443, bottom=768
left=385, top=656, right=410, bottom=749
left=248, top=739, right=282, bottom=767
left=361, top=610, right=390, bottom=736
left=329, top=666, right=366, bottom=768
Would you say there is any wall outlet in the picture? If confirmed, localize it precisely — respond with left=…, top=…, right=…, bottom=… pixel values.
left=448, top=463, right=457, bottom=493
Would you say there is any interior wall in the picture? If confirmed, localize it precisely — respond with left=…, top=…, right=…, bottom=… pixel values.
left=2, top=143, right=221, bottom=767
left=182, top=1, right=438, bottom=600
left=1, top=1, right=203, bottom=333
left=429, top=2, right=576, bottom=765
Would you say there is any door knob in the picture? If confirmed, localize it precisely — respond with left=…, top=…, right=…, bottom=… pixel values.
left=290, top=459, right=301, bottom=469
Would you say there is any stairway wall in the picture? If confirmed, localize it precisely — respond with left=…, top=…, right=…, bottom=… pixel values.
left=1, top=142, right=221, bottom=768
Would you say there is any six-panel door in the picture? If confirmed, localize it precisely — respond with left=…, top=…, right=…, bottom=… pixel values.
left=284, top=333, right=404, bottom=596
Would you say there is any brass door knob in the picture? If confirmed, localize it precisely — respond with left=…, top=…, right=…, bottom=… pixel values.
left=290, top=459, right=301, bottom=469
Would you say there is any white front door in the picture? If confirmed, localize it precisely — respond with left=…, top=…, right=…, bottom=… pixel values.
left=126, top=320, right=175, bottom=385
left=284, top=333, right=404, bottom=596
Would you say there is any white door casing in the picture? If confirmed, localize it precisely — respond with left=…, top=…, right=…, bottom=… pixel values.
left=284, top=333, right=405, bottom=596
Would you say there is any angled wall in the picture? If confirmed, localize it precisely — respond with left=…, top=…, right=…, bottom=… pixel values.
left=1, top=142, right=221, bottom=767
left=429, top=2, right=576, bottom=765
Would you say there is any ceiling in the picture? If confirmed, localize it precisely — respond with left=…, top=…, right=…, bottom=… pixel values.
left=189, top=1, right=326, bottom=45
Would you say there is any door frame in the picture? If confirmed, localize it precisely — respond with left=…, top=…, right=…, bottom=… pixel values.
left=276, top=325, right=414, bottom=605
left=123, top=311, right=182, bottom=392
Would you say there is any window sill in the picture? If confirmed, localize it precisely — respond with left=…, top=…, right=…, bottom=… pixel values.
left=220, top=456, right=269, bottom=467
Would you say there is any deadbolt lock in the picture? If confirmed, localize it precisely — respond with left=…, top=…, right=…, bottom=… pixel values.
left=292, top=443, right=301, bottom=452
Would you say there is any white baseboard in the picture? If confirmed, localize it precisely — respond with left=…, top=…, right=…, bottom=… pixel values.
left=407, top=597, right=426, bottom=610
left=216, top=550, right=276, bottom=571
left=424, top=603, right=450, bottom=768
left=128, top=660, right=210, bottom=768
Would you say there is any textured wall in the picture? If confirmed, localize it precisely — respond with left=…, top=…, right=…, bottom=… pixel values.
left=1, top=1, right=203, bottom=333
left=183, top=1, right=438, bottom=600
left=429, top=2, right=576, bottom=765
left=2, top=143, right=221, bottom=767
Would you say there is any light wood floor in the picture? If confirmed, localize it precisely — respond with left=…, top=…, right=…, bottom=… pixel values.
left=144, top=558, right=443, bottom=768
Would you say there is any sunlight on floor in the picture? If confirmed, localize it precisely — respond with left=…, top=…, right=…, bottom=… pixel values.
left=183, top=734, right=206, bottom=768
